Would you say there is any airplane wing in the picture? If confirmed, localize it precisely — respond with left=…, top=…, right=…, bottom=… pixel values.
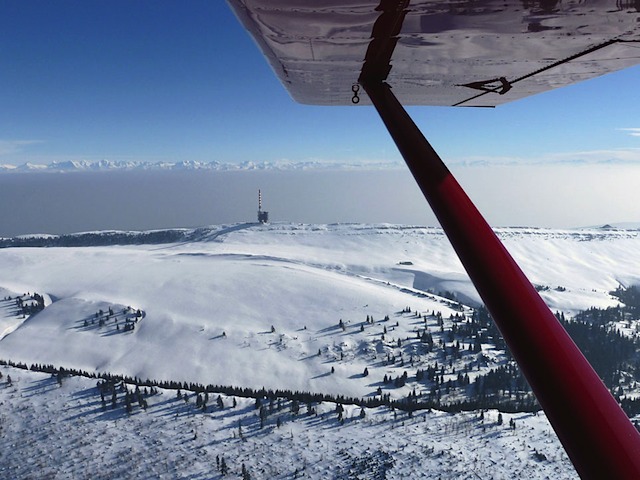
left=228, top=0, right=640, bottom=106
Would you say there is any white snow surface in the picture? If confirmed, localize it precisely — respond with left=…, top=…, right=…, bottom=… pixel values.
left=0, top=223, right=637, bottom=396
left=0, top=365, right=576, bottom=479
left=0, top=222, right=638, bottom=479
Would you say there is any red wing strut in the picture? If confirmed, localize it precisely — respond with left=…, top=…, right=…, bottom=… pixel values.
left=361, top=78, right=640, bottom=479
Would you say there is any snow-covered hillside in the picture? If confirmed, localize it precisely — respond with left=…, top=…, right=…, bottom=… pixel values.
left=1, top=222, right=638, bottom=479
left=0, top=364, right=575, bottom=479
left=0, top=223, right=638, bottom=397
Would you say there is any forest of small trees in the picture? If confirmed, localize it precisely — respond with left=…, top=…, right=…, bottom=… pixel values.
left=2, top=292, right=46, bottom=317
left=80, top=306, right=145, bottom=334
left=367, top=290, right=640, bottom=414
left=0, top=230, right=190, bottom=248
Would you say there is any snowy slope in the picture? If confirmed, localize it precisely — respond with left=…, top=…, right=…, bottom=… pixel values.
left=0, top=223, right=637, bottom=400
left=0, top=242, right=466, bottom=399
left=0, top=365, right=577, bottom=479
left=2, top=222, right=638, bottom=479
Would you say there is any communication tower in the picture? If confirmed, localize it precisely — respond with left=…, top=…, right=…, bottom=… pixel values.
left=257, top=189, right=269, bottom=224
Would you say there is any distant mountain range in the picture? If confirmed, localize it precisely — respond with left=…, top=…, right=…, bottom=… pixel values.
left=0, top=159, right=403, bottom=173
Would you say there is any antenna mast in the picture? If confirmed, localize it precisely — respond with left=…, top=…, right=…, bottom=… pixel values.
left=257, top=189, right=269, bottom=224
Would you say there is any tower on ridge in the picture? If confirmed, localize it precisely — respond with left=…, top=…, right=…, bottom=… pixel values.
left=257, top=189, right=269, bottom=224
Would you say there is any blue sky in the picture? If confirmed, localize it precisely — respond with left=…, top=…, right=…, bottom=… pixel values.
left=1, top=0, right=639, bottom=167
left=3, top=1, right=640, bottom=231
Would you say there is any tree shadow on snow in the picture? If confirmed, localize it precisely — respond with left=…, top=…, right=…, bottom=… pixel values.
left=21, top=376, right=58, bottom=397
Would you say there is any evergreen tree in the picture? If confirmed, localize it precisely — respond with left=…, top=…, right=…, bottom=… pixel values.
left=259, top=405, right=267, bottom=429
left=125, top=391, right=132, bottom=414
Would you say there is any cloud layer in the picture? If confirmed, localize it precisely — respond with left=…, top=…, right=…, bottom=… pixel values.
left=0, top=139, right=42, bottom=157
left=620, top=128, right=640, bottom=137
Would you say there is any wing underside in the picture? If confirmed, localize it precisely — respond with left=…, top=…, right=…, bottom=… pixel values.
left=228, top=0, right=640, bottom=106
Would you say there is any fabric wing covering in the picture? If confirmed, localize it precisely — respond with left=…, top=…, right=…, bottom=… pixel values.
left=227, top=0, right=640, bottom=107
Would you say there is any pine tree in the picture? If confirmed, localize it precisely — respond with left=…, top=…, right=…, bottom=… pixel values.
left=259, top=405, right=267, bottom=429
left=125, top=391, right=133, bottom=414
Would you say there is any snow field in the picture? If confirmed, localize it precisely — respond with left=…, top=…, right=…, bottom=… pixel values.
left=0, top=365, right=577, bottom=479
left=1, top=222, right=638, bottom=478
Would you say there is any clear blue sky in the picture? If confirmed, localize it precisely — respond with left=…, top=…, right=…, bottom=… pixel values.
left=1, top=0, right=639, bottom=167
